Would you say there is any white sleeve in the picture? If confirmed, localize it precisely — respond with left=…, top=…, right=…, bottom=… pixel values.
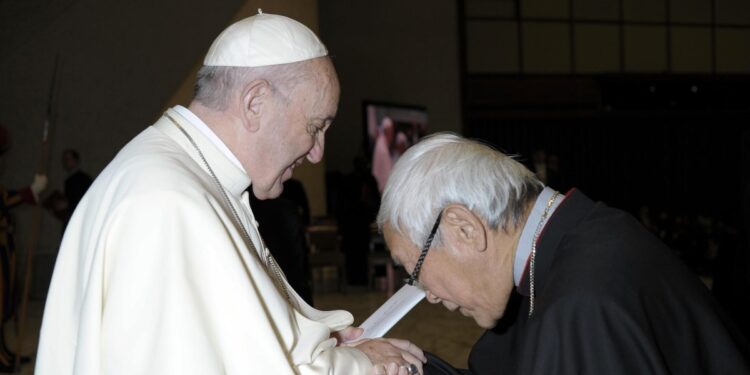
left=101, top=191, right=371, bottom=374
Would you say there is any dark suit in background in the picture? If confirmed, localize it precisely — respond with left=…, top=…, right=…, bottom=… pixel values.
left=250, top=179, right=314, bottom=305
left=63, top=169, right=92, bottom=224
left=337, top=158, right=380, bottom=286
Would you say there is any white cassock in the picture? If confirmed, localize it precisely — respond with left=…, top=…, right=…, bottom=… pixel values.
left=35, top=107, right=372, bottom=374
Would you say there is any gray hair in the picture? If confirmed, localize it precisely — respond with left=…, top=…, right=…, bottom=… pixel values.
left=376, top=132, right=544, bottom=248
left=193, top=60, right=315, bottom=110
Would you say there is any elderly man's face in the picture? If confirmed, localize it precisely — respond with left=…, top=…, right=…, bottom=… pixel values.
left=383, top=221, right=515, bottom=329
left=252, top=58, right=340, bottom=199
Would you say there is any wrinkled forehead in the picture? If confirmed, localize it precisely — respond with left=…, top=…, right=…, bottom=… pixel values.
left=291, top=58, right=338, bottom=98
left=309, top=62, right=340, bottom=113
left=314, top=60, right=340, bottom=101
left=311, top=58, right=339, bottom=93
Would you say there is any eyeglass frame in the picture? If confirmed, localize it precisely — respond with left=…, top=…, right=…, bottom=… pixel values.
left=405, top=210, right=443, bottom=287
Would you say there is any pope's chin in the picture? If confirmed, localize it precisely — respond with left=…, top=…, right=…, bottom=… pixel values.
left=252, top=181, right=284, bottom=200
left=258, top=166, right=295, bottom=199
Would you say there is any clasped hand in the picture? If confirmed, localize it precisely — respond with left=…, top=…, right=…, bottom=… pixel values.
left=333, top=327, right=426, bottom=375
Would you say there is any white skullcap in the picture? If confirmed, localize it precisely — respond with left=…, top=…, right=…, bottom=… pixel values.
left=203, top=9, right=328, bottom=67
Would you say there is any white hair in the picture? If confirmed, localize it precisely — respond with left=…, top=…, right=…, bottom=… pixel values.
left=193, top=60, right=317, bottom=110
left=377, top=132, right=544, bottom=247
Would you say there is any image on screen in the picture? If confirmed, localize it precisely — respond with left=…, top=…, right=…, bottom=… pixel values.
left=363, top=101, right=428, bottom=194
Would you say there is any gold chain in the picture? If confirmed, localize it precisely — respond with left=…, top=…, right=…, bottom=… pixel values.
left=529, top=191, right=559, bottom=317
left=166, top=114, right=291, bottom=301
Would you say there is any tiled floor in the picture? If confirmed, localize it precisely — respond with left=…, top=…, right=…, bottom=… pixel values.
left=2, top=288, right=484, bottom=373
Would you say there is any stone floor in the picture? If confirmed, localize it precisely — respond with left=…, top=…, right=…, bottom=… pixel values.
left=2, top=287, right=483, bottom=373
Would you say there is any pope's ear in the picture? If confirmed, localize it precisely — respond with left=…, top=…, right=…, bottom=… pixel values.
left=442, top=204, right=488, bottom=252
left=240, top=79, right=271, bottom=132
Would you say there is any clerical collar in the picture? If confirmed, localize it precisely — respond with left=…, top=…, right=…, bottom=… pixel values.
left=513, top=187, right=564, bottom=286
left=174, top=105, right=245, bottom=172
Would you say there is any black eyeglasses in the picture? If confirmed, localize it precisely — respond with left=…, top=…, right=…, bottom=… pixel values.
left=406, top=210, right=443, bottom=287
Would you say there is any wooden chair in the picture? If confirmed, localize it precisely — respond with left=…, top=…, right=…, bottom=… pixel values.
left=367, top=229, right=400, bottom=296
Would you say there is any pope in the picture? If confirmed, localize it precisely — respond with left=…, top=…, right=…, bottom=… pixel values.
left=36, top=11, right=425, bottom=375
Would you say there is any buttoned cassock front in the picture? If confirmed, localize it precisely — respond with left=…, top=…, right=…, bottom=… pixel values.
left=36, top=108, right=371, bottom=374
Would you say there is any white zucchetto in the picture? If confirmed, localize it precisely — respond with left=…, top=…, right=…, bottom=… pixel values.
left=203, top=9, right=328, bottom=67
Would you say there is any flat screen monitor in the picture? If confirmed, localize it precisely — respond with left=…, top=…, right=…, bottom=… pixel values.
left=363, top=101, right=428, bottom=194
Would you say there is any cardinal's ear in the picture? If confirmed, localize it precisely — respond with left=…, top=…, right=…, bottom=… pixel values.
left=442, top=204, right=487, bottom=253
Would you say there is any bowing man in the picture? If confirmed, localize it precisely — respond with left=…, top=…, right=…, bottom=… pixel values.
left=378, top=133, right=750, bottom=374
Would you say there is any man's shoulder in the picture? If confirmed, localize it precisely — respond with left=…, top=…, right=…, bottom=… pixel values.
left=95, top=127, right=210, bottom=200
